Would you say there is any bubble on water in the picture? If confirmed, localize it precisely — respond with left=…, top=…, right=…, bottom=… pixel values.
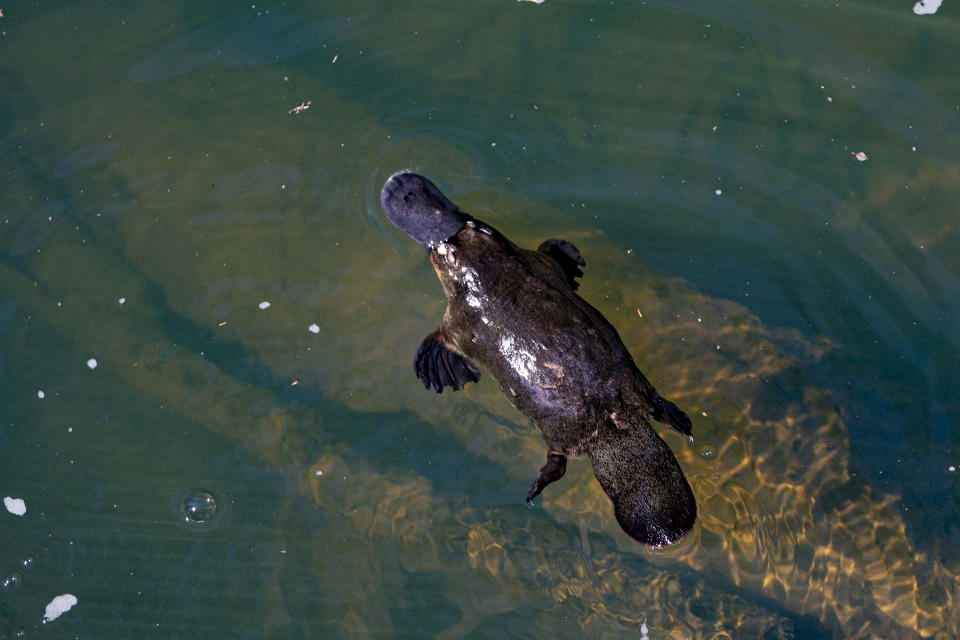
left=37, top=390, right=45, bottom=399
left=86, top=358, right=98, bottom=370
left=2, top=571, right=22, bottom=592
left=308, top=323, right=320, bottom=334
left=700, top=446, right=715, bottom=458
left=258, top=300, right=271, bottom=310
left=21, top=556, right=35, bottom=571
left=178, top=489, right=219, bottom=527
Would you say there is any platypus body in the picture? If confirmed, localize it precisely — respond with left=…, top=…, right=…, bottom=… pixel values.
left=381, top=172, right=696, bottom=547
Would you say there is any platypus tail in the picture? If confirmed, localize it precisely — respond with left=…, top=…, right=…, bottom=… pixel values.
left=587, top=422, right=696, bottom=547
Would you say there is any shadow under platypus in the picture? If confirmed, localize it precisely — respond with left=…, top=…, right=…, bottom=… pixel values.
left=381, top=172, right=696, bottom=547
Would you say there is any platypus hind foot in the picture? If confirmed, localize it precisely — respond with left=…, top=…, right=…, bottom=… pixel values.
left=526, top=452, right=568, bottom=503
left=654, top=396, right=694, bottom=439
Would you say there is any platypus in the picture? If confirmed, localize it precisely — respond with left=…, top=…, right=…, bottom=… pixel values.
left=381, top=172, right=697, bottom=547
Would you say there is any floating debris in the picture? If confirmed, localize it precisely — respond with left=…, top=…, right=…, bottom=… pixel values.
left=308, top=323, right=320, bottom=334
left=4, top=497, right=26, bottom=516
left=913, top=0, right=942, bottom=14
left=218, top=321, right=228, bottom=327
left=258, top=301, right=271, bottom=310
left=288, top=100, right=311, bottom=115
left=852, top=151, right=869, bottom=162
left=290, top=379, right=299, bottom=386
left=42, top=594, right=78, bottom=623
left=332, top=54, right=338, bottom=64
left=86, top=358, right=98, bottom=370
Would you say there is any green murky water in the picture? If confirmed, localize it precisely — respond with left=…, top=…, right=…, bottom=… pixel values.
left=2, top=1, right=959, bottom=638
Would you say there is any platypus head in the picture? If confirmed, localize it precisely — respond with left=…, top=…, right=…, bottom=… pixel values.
left=381, top=172, right=470, bottom=248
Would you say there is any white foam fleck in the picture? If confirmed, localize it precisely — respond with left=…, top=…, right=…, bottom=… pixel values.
left=37, top=390, right=45, bottom=399
left=714, top=189, right=722, bottom=195
left=315, top=469, right=323, bottom=476
left=4, top=496, right=27, bottom=516
left=42, top=594, right=78, bottom=622
left=950, top=466, right=957, bottom=472
left=258, top=301, right=271, bottom=310
left=118, top=297, right=126, bottom=305
left=86, top=358, right=98, bottom=370
left=308, top=323, right=320, bottom=334
left=913, top=0, right=942, bottom=14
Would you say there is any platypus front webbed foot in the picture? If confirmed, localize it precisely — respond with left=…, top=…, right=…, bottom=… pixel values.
left=414, top=327, right=481, bottom=393
left=537, top=238, right=585, bottom=290
left=526, top=452, right=567, bottom=503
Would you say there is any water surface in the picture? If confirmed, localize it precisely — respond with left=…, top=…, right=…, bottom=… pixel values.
left=1, top=1, right=959, bottom=638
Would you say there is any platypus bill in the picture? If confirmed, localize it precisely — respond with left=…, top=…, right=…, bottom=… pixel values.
left=380, top=172, right=697, bottom=547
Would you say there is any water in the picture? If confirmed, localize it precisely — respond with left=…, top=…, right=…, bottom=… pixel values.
left=1, top=0, right=958, bottom=638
